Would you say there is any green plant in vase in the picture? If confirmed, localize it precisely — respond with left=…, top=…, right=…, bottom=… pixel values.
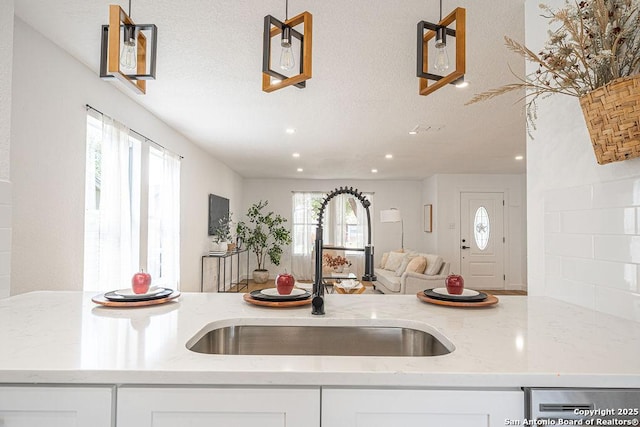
left=212, top=214, right=232, bottom=252
left=236, top=200, right=292, bottom=284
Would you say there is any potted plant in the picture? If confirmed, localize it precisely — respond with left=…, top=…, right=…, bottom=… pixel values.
left=211, top=214, right=232, bottom=253
left=468, top=0, right=640, bottom=165
left=236, top=200, right=292, bottom=284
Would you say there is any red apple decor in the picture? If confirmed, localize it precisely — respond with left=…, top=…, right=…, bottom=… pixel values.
left=275, top=271, right=295, bottom=295
left=445, top=273, right=464, bottom=295
left=132, top=269, right=152, bottom=294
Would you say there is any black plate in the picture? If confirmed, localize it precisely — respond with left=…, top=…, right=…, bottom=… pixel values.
left=423, top=288, right=488, bottom=303
left=104, top=288, right=173, bottom=302
left=249, top=289, right=311, bottom=302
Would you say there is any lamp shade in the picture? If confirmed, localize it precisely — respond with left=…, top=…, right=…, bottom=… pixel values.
left=380, top=209, right=402, bottom=223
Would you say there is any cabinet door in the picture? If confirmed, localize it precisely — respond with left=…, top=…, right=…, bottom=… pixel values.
left=117, top=386, right=320, bottom=427
left=0, top=386, right=113, bottom=427
left=322, top=388, right=523, bottom=427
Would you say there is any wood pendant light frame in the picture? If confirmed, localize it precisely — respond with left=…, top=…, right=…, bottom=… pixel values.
left=417, top=7, right=465, bottom=96
left=262, top=11, right=313, bottom=93
left=100, top=4, right=158, bottom=95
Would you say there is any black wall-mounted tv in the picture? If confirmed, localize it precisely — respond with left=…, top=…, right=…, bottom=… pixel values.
left=208, top=193, right=230, bottom=236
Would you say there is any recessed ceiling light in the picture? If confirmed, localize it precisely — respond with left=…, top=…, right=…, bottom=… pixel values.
left=515, top=155, right=524, bottom=160
left=286, top=128, right=296, bottom=134
left=292, top=152, right=300, bottom=158
left=385, top=154, right=393, bottom=159
left=409, top=124, right=419, bottom=135
left=297, top=168, right=303, bottom=172
left=371, top=168, right=378, bottom=173
left=455, top=80, right=469, bottom=88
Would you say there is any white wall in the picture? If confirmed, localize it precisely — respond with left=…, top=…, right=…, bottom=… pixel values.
left=10, top=18, right=243, bottom=294
left=421, top=175, right=438, bottom=253
left=422, top=174, right=527, bottom=289
left=526, top=0, right=640, bottom=321
left=0, top=0, right=14, bottom=299
left=241, top=179, right=425, bottom=276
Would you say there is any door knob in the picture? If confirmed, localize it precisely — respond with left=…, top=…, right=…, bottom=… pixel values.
left=461, top=245, right=470, bottom=249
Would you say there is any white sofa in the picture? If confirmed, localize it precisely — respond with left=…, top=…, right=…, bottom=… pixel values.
left=374, top=251, right=450, bottom=295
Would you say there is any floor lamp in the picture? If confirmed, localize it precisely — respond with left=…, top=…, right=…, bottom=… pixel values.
left=380, top=208, right=403, bottom=251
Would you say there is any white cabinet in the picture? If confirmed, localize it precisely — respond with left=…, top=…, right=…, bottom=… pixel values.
left=322, top=388, right=524, bottom=427
left=0, top=386, right=113, bottom=427
left=117, top=386, right=320, bottom=427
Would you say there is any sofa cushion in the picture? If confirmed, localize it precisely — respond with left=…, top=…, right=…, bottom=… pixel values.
left=406, top=256, right=427, bottom=274
left=380, top=252, right=389, bottom=269
left=374, top=268, right=401, bottom=293
left=384, top=251, right=405, bottom=271
left=395, top=253, right=417, bottom=276
left=424, top=254, right=444, bottom=276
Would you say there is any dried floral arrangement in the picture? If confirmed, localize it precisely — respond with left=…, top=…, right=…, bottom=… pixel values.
left=467, top=0, right=640, bottom=125
left=322, top=253, right=352, bottom=268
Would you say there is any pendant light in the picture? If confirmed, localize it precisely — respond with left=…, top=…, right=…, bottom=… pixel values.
left=100, top=1, right=158, bottom=95
left=262, top=0, right=313, bottom=92
left=279, top=0, right=295, bottom=71
left=417, top=1, right=466, bottom=96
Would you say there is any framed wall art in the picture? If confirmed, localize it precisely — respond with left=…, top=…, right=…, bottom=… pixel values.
left=424, top=204, right=432, bottom=233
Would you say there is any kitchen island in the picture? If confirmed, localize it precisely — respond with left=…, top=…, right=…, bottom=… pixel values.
left=0, top=291, right=638, bottom=426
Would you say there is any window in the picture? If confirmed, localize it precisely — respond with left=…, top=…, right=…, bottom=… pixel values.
left=84, top=110, right=181, bottom=292
left=474, top=206, right=490, bottom=251
left=291, top=191, right=373, bottom=280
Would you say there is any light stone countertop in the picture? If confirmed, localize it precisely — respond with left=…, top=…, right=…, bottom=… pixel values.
left=0, top=291, right=639, bottom=389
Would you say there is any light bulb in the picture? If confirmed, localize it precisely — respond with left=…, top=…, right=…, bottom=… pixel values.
left=433, top=38, right=450, bottom=73
left=120, top=27, right=137, bottom=71
left=279, top=26, right=295, bottom=71
left=280, top=46, right=295, bottom=70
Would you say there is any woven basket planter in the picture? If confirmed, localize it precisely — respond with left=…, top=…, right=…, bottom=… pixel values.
left=579, top=75, right=640, bottom=165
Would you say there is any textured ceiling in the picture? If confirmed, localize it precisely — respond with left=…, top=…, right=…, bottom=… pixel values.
left=14, top=0, right=527, bottom=180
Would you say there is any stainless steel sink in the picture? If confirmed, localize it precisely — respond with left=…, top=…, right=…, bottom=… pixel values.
left=187, top=323, right=452, bottom=357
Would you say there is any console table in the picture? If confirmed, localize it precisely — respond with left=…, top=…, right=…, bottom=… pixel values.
left=201, top=249, right=249, bottom=293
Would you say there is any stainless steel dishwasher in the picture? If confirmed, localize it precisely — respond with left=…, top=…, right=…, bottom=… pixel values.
left=525, top=388, right=640, bottom=424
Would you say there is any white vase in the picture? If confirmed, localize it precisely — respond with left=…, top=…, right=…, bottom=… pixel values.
left=253, top=270, right=269, bottom=284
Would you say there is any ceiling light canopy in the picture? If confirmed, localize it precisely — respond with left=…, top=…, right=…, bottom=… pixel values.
left=417, top=1, right=465, bottom=96
left=262, top=0, right=312, bottom=93
left=100, top=1, right=158, bottom=94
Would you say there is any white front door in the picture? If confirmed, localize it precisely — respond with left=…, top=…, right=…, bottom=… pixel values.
left=460, top=192, right=505, bottom=289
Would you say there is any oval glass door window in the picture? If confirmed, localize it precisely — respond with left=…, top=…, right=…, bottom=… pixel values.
left=474, top=206, right=490, bottom=251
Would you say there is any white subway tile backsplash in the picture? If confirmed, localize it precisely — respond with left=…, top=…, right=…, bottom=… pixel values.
left=0, top=228, right=10, bottom=251
left=0, top=276, right=9, bottom=299
left=0, top=180, right=11, bottom=206
left=561, top=208, right=636, bottom=235
left=545, top=185, right=592, bottom=212
left=545, top=213, right=561, bottom=233
left=0, top=205, right=11, bottom=228
left=547, top=278, right=596, bottom=311
left=0, top=252, right=9, bottom=276
left=562, top=257, right=638, bottom=292
left=595, top=287, right=640, bottom=323
left=545, top=233, right=593, bottom=258
left=545, top=255, right=562, bottom=280
left=593, top=235, right=640, bottom=263
left=592, top=177, right=640, bottom=208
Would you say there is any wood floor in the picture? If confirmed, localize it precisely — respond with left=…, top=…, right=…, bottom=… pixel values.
left=229, top=280, right=527, bottom=296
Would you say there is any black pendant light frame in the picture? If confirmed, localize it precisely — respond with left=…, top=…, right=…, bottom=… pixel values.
left=416, top=6, right=466, bottom=96
left=99, top=4, right=158, bottom=94
left=262, top=15, right=306, bottom=89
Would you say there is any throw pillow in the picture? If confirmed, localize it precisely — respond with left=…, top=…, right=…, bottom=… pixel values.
left=384, top=251, right=405, bottom=272
left=405, top=256, right=427, bottom=274
left=395, top=253, right=417, bottom=276
left=380, top=252, right=389, bottom=269
left=424, top=254, right=444, bottom=276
